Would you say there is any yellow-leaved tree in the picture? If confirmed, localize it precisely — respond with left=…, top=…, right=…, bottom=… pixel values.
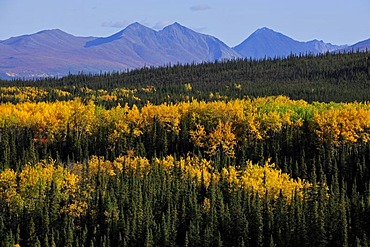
left=0, top=160, right=79, bottom=213
left=207, top=120, right=237, bottom=157
left=189, top=123, right=207, bottom=149
left=221, top=159, right=311, bottom=201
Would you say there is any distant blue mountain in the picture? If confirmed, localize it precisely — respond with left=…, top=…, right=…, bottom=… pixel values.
left=234, top=27, right=347, bottom=59
left=342, top=38, right=370, bottom=52
left=158, top=22, right=239, bottom=61
left=0, top=23, right=367, bottom=79
left=0, top=23, right=240, bottom=79
left=85, top=22, right=240, bottom=64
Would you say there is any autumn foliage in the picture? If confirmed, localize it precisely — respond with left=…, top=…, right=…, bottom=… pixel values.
left=1, top=96, right=370, bottom=153
left=1, top=95, right=370, bottom=246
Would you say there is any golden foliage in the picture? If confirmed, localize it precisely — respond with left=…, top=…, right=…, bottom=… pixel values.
left=0, top=169, right=23, bottom=209
left=0, top=86, right=48, bottom=102
left=0, top=154, right=311, bottom=217
left=189, top=124, right=206, bottom=148
left=221, top=159, right=310, bottom=201
left=207, top=120, right=236, bottom=157
left=0, top=96, right=370, bottom=147
left=149, top=155, right=309, bottom=201
left=184, top=83, right=193, bottom=91
left=313, top=104, right=370, bottom=144
left=0, top=160, right=79, bottom=213
left=240, top=160, right=309, bottom=200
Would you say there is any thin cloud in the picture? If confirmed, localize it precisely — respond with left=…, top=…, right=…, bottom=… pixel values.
left=152, top=21, right=172, bottom=30
left=190, top=4, right=211, bottom=11
left=193, top=26, right=207, bottom=32
left=102, top=20, right=130, bottom=28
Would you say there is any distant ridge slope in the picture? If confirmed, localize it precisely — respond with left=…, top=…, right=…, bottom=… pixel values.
left=344, top=38, right=370, bottom=52
left=0, top=23, right=240, bottom=79
left=0, top=23, right=368, bottom=79
left=158, top=22, right=240, bottom=61
left=234, top=27, right=346, bottom=59
left=85, top=22, right=240, bottom=64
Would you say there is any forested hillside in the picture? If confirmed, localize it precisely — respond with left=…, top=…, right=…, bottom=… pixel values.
left=1, top=51, right=370, bottom=106
left=0, top=52, right=370, bottom=246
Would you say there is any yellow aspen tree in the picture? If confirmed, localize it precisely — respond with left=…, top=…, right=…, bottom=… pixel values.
left=207, top=120, right=236, bottom=157
left=189, top=124, right=206, bottom=149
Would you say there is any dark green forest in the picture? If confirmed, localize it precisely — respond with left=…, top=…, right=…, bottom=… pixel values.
left=1, top=51, right=370, bottom=106
left=0, top=51, right=369, bottom=247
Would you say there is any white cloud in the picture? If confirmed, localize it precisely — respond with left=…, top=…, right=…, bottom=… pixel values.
left=152, top=21, right=172, bottom=30
left=102, top=20, right=130, bottom=28
left=190, top=4, right=211, bottom=11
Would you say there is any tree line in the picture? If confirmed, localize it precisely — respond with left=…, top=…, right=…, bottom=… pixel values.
left=0, top=51, right=370, bottom=246
left=0, top=97, right=369, bottom=246
left=0, top=51, right=369, bottom=106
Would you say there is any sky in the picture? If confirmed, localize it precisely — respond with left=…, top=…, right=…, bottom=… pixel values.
left=0, top=0, right=370, bottom=47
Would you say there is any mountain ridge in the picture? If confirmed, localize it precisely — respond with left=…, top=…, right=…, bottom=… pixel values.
left=234, top=27, right=347, bottom=58
left=0, top=22, right=368, bottom=79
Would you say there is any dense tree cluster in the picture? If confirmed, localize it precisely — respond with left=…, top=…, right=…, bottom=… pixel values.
left=0, top=52, right=370, bottom=246
left=0, top=97, right=369, bottom=246
left=0, top=51, right=369, bottom=106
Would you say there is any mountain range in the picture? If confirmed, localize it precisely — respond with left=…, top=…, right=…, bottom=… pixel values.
left=0, top=22, right=368, bottom=79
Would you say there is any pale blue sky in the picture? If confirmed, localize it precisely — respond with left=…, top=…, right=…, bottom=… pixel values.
left=1, top=0, right=369, bottom=46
